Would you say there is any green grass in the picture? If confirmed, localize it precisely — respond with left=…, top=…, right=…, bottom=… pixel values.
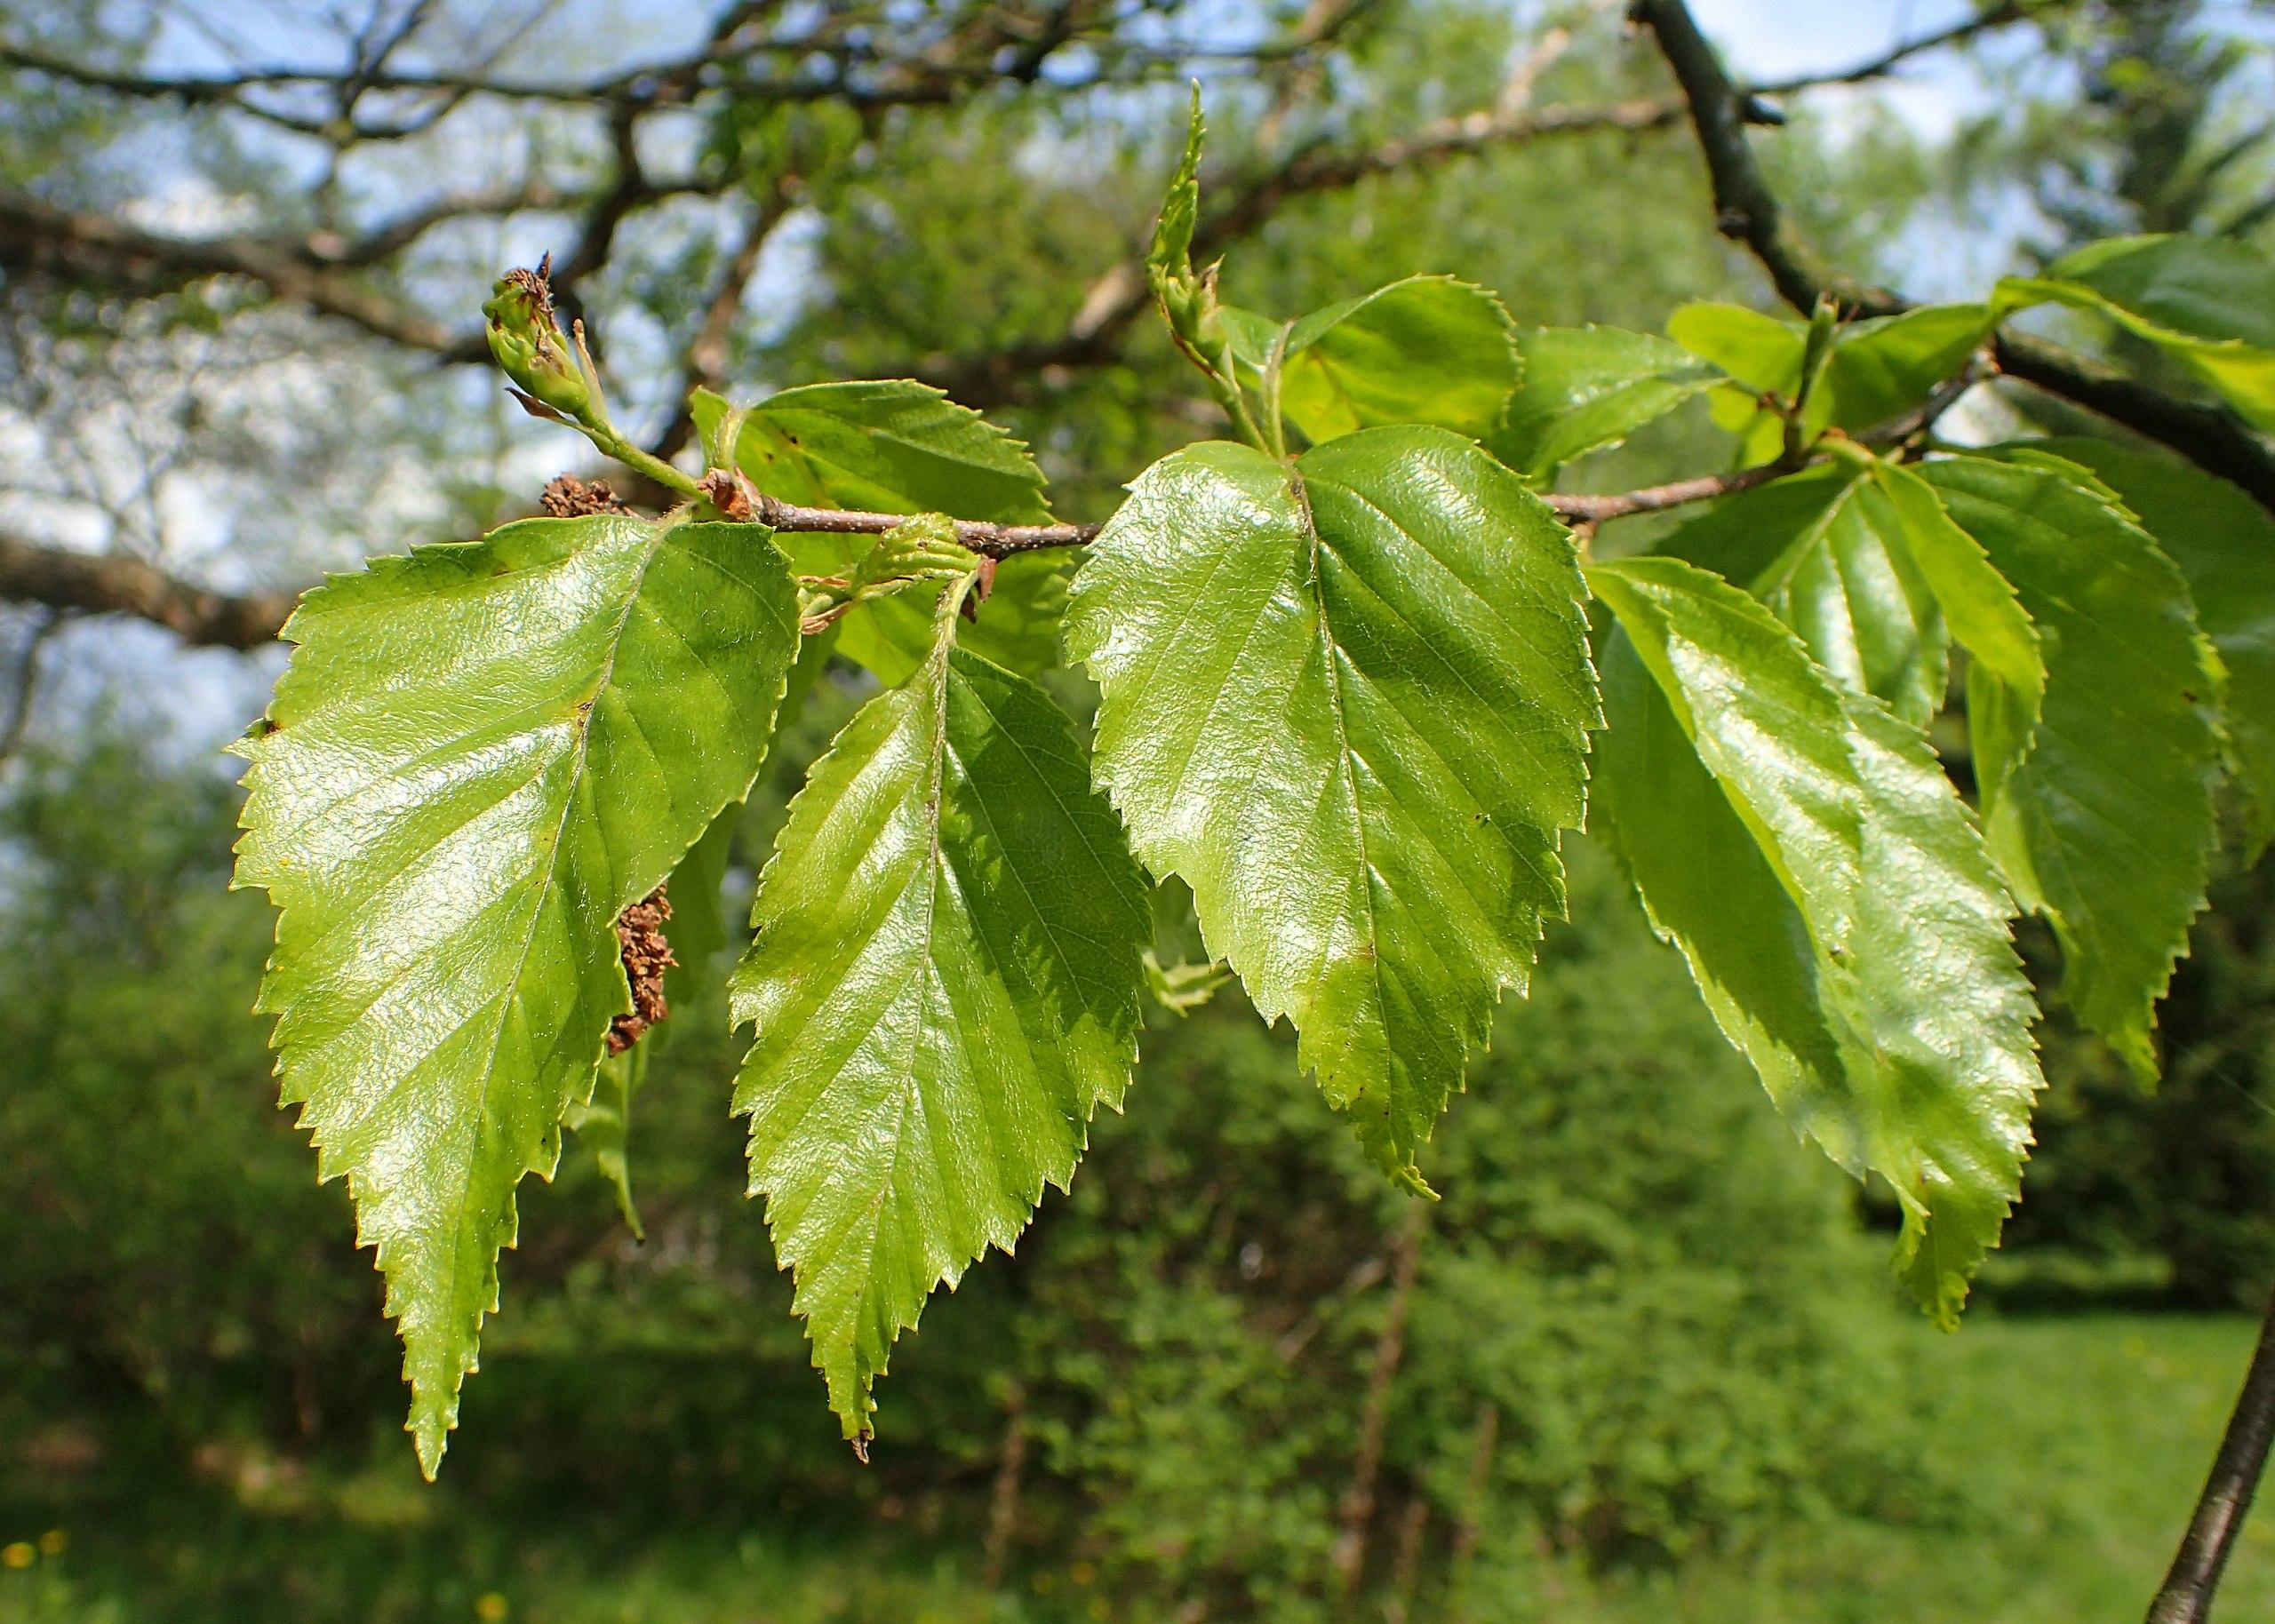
left=3, top=1314, right=2268, bottom=1623
left=1539, top=1313, right=2275, bottom=1624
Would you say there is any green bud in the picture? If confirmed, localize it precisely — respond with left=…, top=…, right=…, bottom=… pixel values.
left=482, top=257, right=589, bottom=418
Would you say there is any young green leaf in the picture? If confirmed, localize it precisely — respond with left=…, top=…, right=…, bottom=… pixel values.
left=1820, top=303, right=1992, bottom=428
left=1143, top=951, right=1233, bottom=1016
left=1999, top=235, right=2275, bottom=429
left=1066, top=426, right=1597, bottom=1188
left=690, top=381, right=1051, bottom=522
left=1239, top=275, right=1519, bottom=445
left=730, top=622, right=1148, bottom=1445
left=231, top=513, right=801, bottom=1475
left=1590, top=554, right=2040, bottom=1324
left=2026, top=436, right=2275, bottom=856
left=778, top=534, right=1073, bottom=686
left=1490, top=325, right=1723, bottom=480
left=1923, top=455, right=2223, bottom=1081
left=1864, top=458, right=2041, bottom=712
left=1667, top=301, right=1991, bottom=460
left=1667, top=301, right=1800, bottom=394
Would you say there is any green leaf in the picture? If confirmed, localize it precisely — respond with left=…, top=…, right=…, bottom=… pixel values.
left=729, top=625, right=1148, bottom=1443
left=661, top=802, right=738, bottom=1011
left=1821, top=303, right=1992, bottom=429
left=1668, top=301, right=1800, bottom=394
left=2000, top=235, right=2275, bottom=429
left=1668, top=301, right=1992, bottom=458
left=1668, top=302, right=1798, bottom=466
left=1656, top=463, right=1950, bottom=727
left=2027, top=436, right=2275, bottom=856
left=1254, top=276, right=1518, bottom=445
left=1864, top=458, right=2042, bottom=713
left=564, top=1046, right=645, bottom=1239
left=690, top=381, right=1052, bottom=522
left=1490, top=325, right=1723, bottom=479
left=1590, top=554, right=2040, bottom=1323
left=1658, top=456, right=2040, bottom=733
left=1922, top=455, right=2223, bottom=1080
left=231, top=513, right=801, bottom=1475
left=778, top=536, right=1074, bottom=687
left=1066, top=426, right=1597, bottom=1187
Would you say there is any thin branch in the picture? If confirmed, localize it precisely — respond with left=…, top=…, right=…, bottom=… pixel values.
left=1993, top=331, right=2275, bottom=512
left=0, top=531, right=298, bottom=649
left=0, top=609, right=62, bottom=766
left=735, top=490, right=1100, bottom=555
left=547, top=105, right=650, bottom=311
left=1632, top=0, right=1896, bottom=315
left=929, top=92, right=1690, bottom=406
left=0, top=429, right=1916, bottom=647
left=2148, top=1286, right=2275, bottom=1623
left=1747, top=1, right=2036, bottom=97
left=1551, top=460, right=1786, bottom=523
left=1329, top=1209, right=1424, bottom=1599
left=0, top=188, right=485, bottom=361
left=650, top=176, right=803, bottom=462
left=927, top=20, right=2008, bottom=409
left=978, top=1381, right=1029, bottom=1592
left=1634, top=0, right=2275, bottom=515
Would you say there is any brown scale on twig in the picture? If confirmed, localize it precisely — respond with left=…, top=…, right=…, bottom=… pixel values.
left=607, top=886, right=675, bottom=1055
left=539, top=474, right=627, bottom=518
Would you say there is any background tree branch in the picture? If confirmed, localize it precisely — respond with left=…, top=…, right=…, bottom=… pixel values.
left=1632, top=0, right=2275, bottom=513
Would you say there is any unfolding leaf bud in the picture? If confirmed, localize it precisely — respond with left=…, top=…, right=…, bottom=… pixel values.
left=482, top=255, right=590, bottom=418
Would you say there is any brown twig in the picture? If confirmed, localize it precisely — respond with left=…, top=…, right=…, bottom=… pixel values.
left=1449, top=1399, right=1500, bottom=1612
left=979, top=1382, right=1029, bottom=1592
left=0, top=529, right=297, bottom=649
left=1631, top=0, right=1896, bottom=316
left=1384, top=1493, right=1431, bottom=1624
left=0, top=438, right=1920, bottom=649
left=1329, top=1210, right=1424, bottom=1599
left=0, top=609, right=62, bottom=767
left=2147, top=1286, right=2275, bottom=1624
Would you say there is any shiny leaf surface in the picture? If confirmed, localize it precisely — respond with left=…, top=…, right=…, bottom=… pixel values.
left=1924, top=455, right=2223, bottom=1080
left=2029, top=436, right=2275, bottom=856
left=730, top=629, right=1147, bottom=1442
left=1066, top=426, right=1596, bottom=1185
left=1656, top=464, right=1948, bottom=726
left=1491, top=325, right=1722, bottom=479
left=232, top=513, right=800, bottom=1475
left=690, top=381, right=1051, bottom=521
left=1591, top=554, right=2040, bottom=1323
left=1258, top=275, right=1519, bottom=444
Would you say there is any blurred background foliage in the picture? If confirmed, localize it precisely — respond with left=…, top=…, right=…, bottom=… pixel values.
left=4, top=0, right=2275, bottom=1619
